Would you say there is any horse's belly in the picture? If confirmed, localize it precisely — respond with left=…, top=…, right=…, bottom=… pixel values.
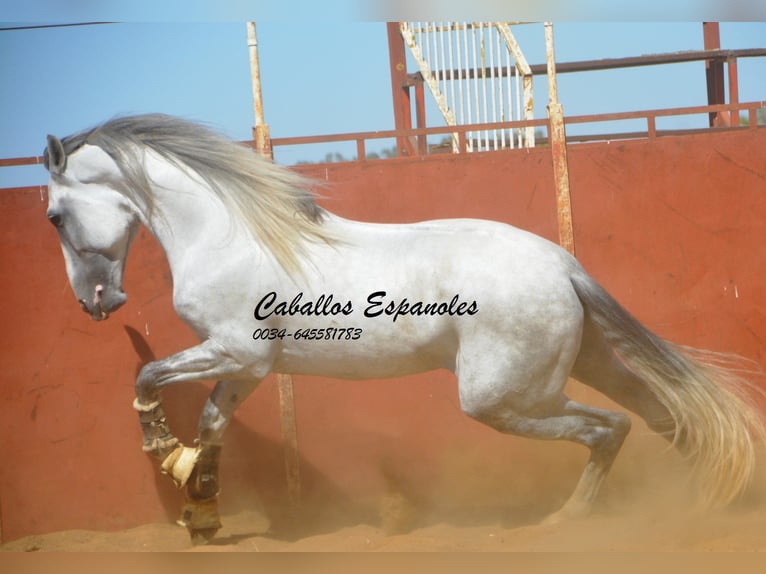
left=278, top=353, right=447, bottom=379
left=271, top=327, right=457, bottom=379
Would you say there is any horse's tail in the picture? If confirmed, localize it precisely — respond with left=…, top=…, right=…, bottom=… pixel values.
left=570, top=271, right=765, bottom=508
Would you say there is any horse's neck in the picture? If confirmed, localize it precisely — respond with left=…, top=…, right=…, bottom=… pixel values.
left=141, top=154, right=256, bottom=274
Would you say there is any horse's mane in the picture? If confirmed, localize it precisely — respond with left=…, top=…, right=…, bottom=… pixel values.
left=60, top=113, right=332, bottom=274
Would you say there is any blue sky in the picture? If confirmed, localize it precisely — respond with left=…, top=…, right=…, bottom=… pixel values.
left=1, top=21, right=764, bottom=186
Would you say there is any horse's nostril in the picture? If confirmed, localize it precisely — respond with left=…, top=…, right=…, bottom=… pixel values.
left=94, top=284, right=104, bottom=306
left=78, top=299, right=89, bottom=312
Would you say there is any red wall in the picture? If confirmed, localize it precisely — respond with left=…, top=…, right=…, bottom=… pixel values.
left=1, top=128, right=765, bottom=541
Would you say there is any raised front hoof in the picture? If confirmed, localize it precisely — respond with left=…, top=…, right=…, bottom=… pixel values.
left=188, top=527, right=220, bottom=546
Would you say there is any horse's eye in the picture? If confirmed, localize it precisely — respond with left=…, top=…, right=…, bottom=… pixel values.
left=47, top=212, right=63, bottom=228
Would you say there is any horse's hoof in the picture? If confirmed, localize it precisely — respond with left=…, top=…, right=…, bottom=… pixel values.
left=178, top=498, right=222, bottom=546
left=540, top=511, right=566, bottom=526
left=189, top=527, right=219, bottom=546
left=540, top=504, right=589, bottom=526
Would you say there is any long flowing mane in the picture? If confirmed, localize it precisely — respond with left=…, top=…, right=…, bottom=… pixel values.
left=59, top=113, right=333, bottom=274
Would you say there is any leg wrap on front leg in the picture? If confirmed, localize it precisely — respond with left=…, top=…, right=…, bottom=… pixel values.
left=133, top=398, right=180, bottom=459
left=133, top=398, right=200, bottom=488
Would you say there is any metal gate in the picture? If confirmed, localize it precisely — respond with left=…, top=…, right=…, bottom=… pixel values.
left=399, top=21, right=536, bottom=152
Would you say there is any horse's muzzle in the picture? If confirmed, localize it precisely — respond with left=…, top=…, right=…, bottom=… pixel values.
left=79, top=298, right=109, bottom=321
left=78, top=284, right=125, bottom=321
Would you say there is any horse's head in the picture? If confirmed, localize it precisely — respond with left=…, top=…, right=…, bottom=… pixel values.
left=44, top=134, right=140, bottom=321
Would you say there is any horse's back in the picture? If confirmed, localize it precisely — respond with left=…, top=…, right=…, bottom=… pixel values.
left=323, top=215, right=587, bottom=372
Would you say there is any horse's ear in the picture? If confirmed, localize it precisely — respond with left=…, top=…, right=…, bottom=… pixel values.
left=44, top=134, right=67, bottom=175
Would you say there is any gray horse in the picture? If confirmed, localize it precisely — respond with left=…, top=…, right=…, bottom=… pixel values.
left=44, top=114, right=764, bottom=544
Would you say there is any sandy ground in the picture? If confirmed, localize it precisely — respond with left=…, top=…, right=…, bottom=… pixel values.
left=4, top=493, right=766, bottom=552
left=5, top=424, right=766, bottom=553
left=3, top=509, right=766, bottom=552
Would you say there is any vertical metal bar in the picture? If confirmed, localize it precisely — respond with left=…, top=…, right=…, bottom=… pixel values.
left=416, top=22, right=423, bottom=70
left=448, top=23, right=457, bottom=121
left=703, top=22, right=729, bottom=127
left=488, top=25, right=498, bottom=150
left=248, top=22, right=302, bottom=509
left=507, top=42, right=514, bottom=148
left=727, top=56, right=739, bottom=108
left=356, top=138, right=366, bottom=160
left=431, top=22, right=442, bottom=92
left=387, top=22, right=414, bottom=157
left=545, top=22, right=575, bottom=256
left=247, top=22, right=272, bottom=159
left=438, top=22, right=457, bottom=152
left=412, top=22, right=422, bottom=153
left=246, top=22, right=265, bottom=129
left=497, top=27, right=503, bottom=148
left=523, top=74, right=535, bottom=147
left=545, top=23, right=559, bottom=104
left=415, top=81, right=428, bottom=154
left=471, top=23, right=481, bottom=150
left=455, top=23, right=465, bottom=126
left=516, top=66, right=523, bottom=147
left=463, top=22, right=474, bottom=150
left=497, top=28, right=506, bottom=149
left=445, top=23, right=459, bottom=152
left=433, top=22, right=439, bottom=82
left=424, top=21, right=432, bottom=81
left=438, top=21, right=446, bottom=96
left=480, top=24, right=489, bottom=150
left=276, top=373, right=301, bottom=508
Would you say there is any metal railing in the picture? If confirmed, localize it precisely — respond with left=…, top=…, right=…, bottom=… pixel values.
left=393, top=44, right=766, bottom=157
left=3, top=100, right=763, bottom=193
left=3, top=38, right=765, bottom=186
left=267, top=100, right=765, bottom=160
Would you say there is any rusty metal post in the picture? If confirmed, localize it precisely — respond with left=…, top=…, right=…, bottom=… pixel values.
left=246, top=22, right=300, bottom=509
left=703, top=22, right=729, bottom=127
left=415, top=80, right=427, bottom=154
left=727, top=56, right=739, bottom=110
left=544, top=22, right=575, bottom=256
left=247, top=22, right=273, bottom=158
left=387, top=22, right=415, bottom=157
left=276, top=374, right=301, bottom=507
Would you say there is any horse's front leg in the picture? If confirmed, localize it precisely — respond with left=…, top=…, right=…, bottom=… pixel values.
left=132, top=339, right=251, bottom=540
left=178, top=379, right=261, bottom=545
left=133, top=339, right=244, bottom=459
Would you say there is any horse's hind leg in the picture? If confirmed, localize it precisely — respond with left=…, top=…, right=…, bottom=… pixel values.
left=462, top=387, right=631, bottom=523
left=543, top=399, right=631, bottom=523
left=181, top=378, right=261, bottom=545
